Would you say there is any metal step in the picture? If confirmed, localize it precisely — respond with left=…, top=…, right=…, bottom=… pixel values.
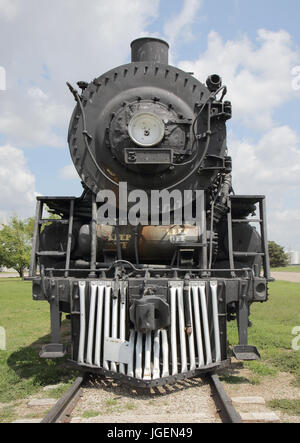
left=36, top=251, right=66, bottom=257
left=38, top=219, right=69, bottom=225
left=232, top=345, right=261, bottom=361
left=232, top=219, right=262, bottom=223
left=233, top=252, right=265, bottom=257
left=40, top=343, right=66, bottom=359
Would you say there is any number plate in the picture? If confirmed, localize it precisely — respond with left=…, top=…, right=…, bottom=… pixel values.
left=125, top=148, right=173, bottom=164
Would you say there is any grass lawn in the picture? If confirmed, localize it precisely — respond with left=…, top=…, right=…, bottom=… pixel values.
left=0, top=278, right=78, bottom=422
left=271, top=266, right=300, bottom=273
left=0, top=278, right=299, bottom=422
left=227, top=280, right=300, bottom=388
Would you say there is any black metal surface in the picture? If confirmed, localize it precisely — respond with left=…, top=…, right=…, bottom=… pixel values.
left=209, top=373, right=242, bottom=423
left=41, top=376, right=84, bottom=423
left=64, top=199, right=74, bottom=278
left=69, top=360, right=230, bottom=389
left=129, top=296, right=170, bottom=331
left=89, top=193, right=97, bottom=277
left=67, top=60, right=227, bottom=197
left=124, top=147, right=174, bottom=164
left=29, top=200, right=42, bottom=277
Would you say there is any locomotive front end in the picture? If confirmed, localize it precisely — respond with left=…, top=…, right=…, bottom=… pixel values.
left=28, top=37, right=271, bottom=387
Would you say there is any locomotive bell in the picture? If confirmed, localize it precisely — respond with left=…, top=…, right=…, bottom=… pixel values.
left=206, top=74, right=222, bottom=92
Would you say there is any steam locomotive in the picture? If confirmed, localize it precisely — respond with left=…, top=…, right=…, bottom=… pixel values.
left=28, top=38, right=271, bottom=387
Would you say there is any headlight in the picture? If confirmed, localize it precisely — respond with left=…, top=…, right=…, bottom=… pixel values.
left=128, top=112, right=165, bottom=147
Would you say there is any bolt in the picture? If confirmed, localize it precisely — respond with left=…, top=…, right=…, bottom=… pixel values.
left=186, top=327, right=193, bottom=336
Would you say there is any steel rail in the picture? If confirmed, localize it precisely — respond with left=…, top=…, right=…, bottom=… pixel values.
left=208, top=373, right=242, bottom=423
left=40, top=376, right=84, bottom=423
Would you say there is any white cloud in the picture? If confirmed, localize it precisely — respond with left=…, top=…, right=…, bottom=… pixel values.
left=0, top=0, right=21, bottom=21
left=0, top=145, right=37, bottom=220
left=177, top=29, right=300, bottom=250
left=0, top=87, right=67, bottom=147
left=0, top=0, right=159, bottom=149
left=59, top=164, right=78, bottom=181
left=0, top=6, right=299, bottom=252
left=270, top=210, right=300, bottom=251
left=164, top=0, right=202, bottom=46
left=178, top=29, right=300, bottom=129
left=229, top=126, right=300, bottom=249
left=231, top=126, right=300, bottom=193
left=28, top=87, right=48, bottom=101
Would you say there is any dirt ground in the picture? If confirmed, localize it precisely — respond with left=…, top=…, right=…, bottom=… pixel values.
left=0, top=272, right=20, bottom=278
left=2, top=364, right=300, bottom=423
left=271, top=272, right=300, bottom=283
left=68, top=364, right=300, bottom=423
left=70, top=376, right=221, bottom=423
left=220, top=362, right=300, bottom=423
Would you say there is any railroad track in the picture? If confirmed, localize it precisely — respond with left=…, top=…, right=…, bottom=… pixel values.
left=41, top=376, right=84, bottom=423
left=40, top=374, right=242, bottom=424
left=208, top=374, right=242, bottom=423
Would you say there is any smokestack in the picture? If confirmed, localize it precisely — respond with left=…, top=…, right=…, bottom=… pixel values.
left=131, top=37, right=169, bottom=65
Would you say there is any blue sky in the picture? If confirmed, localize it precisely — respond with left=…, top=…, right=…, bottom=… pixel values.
left=0, top=0, right=300, bottom=250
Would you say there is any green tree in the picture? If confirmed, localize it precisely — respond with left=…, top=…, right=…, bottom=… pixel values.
left=0, top=216, right=34, bottom=278
left=268, top=241, right=289, bottom=268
